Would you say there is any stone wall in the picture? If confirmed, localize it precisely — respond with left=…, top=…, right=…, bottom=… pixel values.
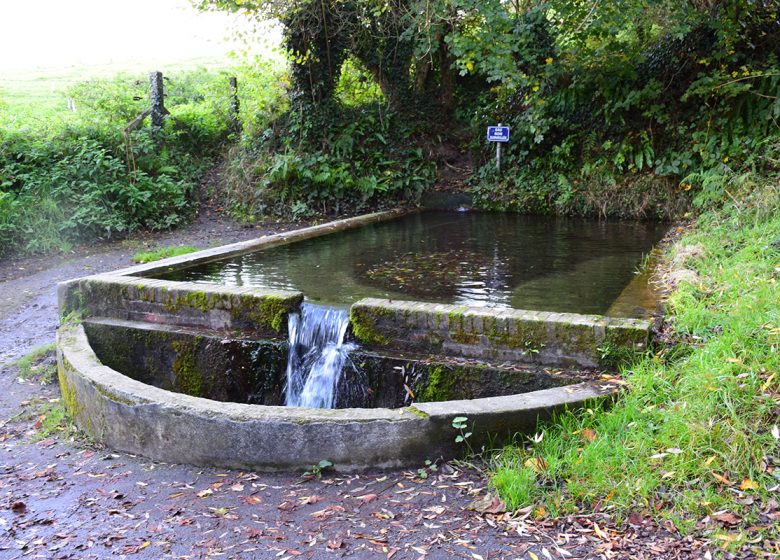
left=350, top=298, right=651, bottom=369
left=59, top=275, right=303, bottom=338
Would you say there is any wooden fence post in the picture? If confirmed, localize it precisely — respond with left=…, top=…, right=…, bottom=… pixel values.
left=149, top=71, right=165, bottom=141
left=228, top=76, right=241, bottom=136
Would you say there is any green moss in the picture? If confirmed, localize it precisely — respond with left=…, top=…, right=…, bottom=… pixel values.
left=58, top=361, right=85, bottom=426
left=450, top=329, right=480, bottom=345
left=447, top=310, right=465, bottom=330
left=256, top=296, right=294, bottom=332
left=172, top=340, right=203, bottom=397
left=229, top=293, right=302, bottom=333
left=349, top=306, right=391, bottom=345
left=405, top=406, right=430, bottom=419
left=485, top=319, right=547, bottom=352
left=59, top=284, right=85, bottom=318
left=548, top=322, right=597, bottom=355
left=95, top=385, right=135, bottom=406
left=163, top=289, right=213, bottom=314
left=416, top=365, right=458, bottom=402
left=604, top=324, right=647, bottom=349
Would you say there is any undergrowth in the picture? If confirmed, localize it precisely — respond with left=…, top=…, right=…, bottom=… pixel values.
left=0, top=60, right=283, bottom=259
left=491, top=177, right=780, bottom=547
left=13, top=343, right=57, bottom=383
left=132, top=245, right=198, bottom=263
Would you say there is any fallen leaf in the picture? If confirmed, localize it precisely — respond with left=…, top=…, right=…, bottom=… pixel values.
left=739, top=479, right=759, bottom=491
left=327, top=539, right=343, bottom=550
left=467, top=494, right=506, bottom=514
left=196, top=488, right=213, bottom=498
left=356, top=493, right=377, bottom=503
left=524, top=457, right=547, bottom=473
left=713, top=511, right=741, bottom=526
left=529, top=552, right=539, bottom=560
left=230, top=483, right=244, bottom=492
left=771, top=425, right=779, bottom=441
left=11, top=501, right=26, bottom=514
left=242, top=495, right=263, bottom=505
left=297, top=495, right=321, bottom=505
left=278, top=500, right=295, bottom=511
left=581, top=428, right=597, bottom=442
left=711, top=472, right=734, bottom=486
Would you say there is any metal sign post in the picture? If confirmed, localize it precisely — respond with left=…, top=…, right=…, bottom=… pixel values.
left=486, top=124, right=510, bottom=173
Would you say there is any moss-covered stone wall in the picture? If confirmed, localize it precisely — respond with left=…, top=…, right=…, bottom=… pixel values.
left=349, top=298, right=651, bottom=369
left=83, top=318, right=574, bottom=407
left=59, top=276, right=303, bottom=338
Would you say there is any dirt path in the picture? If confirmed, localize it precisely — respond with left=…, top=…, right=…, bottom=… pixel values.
left=0, top=187, right=716, bottom=558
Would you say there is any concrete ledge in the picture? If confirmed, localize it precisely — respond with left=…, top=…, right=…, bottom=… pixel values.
left=57, top=323, right=617, bottom=471
left=106, top=209, right=408, bottom=278
left=350, top=298, right=651, bottom=369
left=58, top=275, right=303, bottom=337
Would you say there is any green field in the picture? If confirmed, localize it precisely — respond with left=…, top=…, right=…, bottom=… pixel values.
left=1, top=56, right=241, bottom=119
left=0, top=53, right=287, bottom=256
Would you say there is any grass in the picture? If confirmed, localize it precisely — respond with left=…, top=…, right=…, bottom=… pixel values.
left=13, top=342, right=57, bottom=383
left=30, top=401, right=67, bottom=442
left=133, top=245, right=199, bottom=264
left=491, top=179, right=780, bottom=541
left=0, top=56, right=235, bottom=119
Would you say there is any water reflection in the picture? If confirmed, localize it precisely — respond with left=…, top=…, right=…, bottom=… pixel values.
left=152, top=211, right=667, bottom=316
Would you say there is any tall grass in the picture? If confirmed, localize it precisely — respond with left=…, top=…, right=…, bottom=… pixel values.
left=491, top=178, right=780, bottom=537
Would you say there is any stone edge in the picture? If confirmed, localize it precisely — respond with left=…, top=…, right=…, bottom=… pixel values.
left=350, top=298, right=651, bottom=368
left=108, top=209, right=409, bottom=277
left=57, top=323, right=618, bottom=471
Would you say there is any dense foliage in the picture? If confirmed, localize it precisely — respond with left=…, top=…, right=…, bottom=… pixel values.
left=197, top=0, right=779, bottom=220
left=0, top=61, right=283, bottom=257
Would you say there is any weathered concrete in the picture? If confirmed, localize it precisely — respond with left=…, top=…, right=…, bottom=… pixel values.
left=57, top=211, right=407, bottom=338
left=58, top=275, right=302, bottom=337
left=350, top=298, right=651, bottom=369
left=109, top=210, right=408, bottom=278
left=83, top=318, right=576, bottom=408
left=57, top=323, right=617, bottom=471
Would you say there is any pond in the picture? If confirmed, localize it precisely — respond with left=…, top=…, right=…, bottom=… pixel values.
left=153, top=211, right=667, bottom=316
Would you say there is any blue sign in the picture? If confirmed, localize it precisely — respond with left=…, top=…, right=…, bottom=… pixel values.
left=487, top=126, right=510, bottom=142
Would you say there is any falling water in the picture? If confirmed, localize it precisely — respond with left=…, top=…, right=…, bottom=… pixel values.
left=285, top=304, right=357, bottom=408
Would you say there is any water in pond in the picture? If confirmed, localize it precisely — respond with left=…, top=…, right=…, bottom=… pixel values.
left=285, top=304, right=357, bottom=408
left=154, top=212, right=667, bottom=316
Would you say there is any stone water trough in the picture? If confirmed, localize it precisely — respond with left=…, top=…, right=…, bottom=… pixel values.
left=56, top=211, right=653, bottom=471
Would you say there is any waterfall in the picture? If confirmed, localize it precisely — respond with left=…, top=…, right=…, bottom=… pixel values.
left=284, top=303, right=357, bottom=408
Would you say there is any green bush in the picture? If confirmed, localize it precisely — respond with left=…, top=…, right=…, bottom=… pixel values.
left=224, top=101, right=436, bottom=220
left=0, top=63, right=277, bottom=258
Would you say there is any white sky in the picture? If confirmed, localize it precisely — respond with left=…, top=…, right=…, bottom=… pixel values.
left=0, top=0, right=275, bottom=71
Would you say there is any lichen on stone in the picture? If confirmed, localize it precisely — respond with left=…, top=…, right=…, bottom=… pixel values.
left=349, top=306, right=391, bottom=345
left=172, top=340, right=204, bottom=397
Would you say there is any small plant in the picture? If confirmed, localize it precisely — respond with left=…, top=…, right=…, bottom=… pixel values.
left=451, top=415, right=476, bottom=458
left=133, top=245, right=199, bottom=263
left=12, top=343, right=57, bottom=383
left=452, top=416, right=472, bottom=443
left=417, top=459, right=438, bottom=480
left=303, top=459, right=333, bottom=479
left=31, top=402, right=67, bottom=441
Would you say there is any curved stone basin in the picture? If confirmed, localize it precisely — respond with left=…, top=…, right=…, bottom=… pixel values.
left=55, top=211, right=656, bottom=471
left=57, top=323, right=617, bottom=471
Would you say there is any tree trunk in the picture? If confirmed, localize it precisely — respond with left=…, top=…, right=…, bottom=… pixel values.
left=437, top=40, right=456, bottom=118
